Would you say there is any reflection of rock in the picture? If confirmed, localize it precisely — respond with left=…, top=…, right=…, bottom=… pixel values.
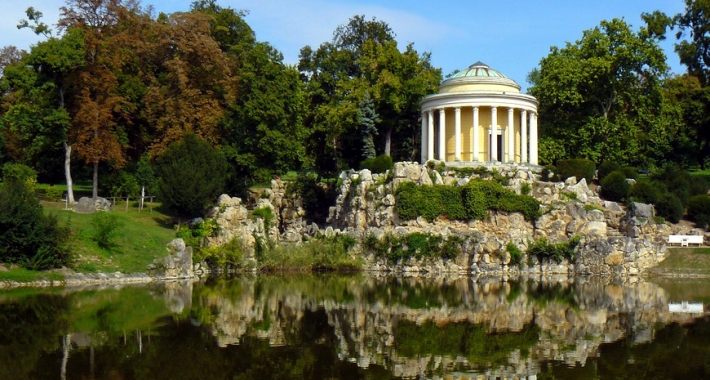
left=193, top=275, right=701, bottom=378
left=161, top=280, right=194, bottom=313
left=149, top=238, right=194, bottom=279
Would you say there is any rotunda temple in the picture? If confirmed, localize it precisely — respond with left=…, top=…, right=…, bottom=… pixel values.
left=420, top=61, right=539, bottom=165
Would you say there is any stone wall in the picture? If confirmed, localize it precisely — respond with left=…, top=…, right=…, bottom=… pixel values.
left=205, top=161, right=707, bottom=275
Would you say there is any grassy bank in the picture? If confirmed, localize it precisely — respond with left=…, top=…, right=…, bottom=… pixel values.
left=43, top=200, right=177, bottom=273
left=647, top=247, right=710, bottom=276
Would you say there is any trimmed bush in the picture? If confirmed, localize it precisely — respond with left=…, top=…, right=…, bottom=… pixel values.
left=0, top=180, right=69, bottom=269
left=630, top=180, right=665, bottom=205
left=655, top=193, right=684, bottom=223
left=600, top=170, right=630, bottom=202
left=396, top=182, right=465, bottom=222
left=556, top=159, right=595, bottom=183
left=540, top=165, right=557, bottom=182
left=688, top=194, right=710, bottom=229
left=154, top=134, right=229, bottom=216
left=597, top=161, right=622, bottom=182
left=360, top=154, right=394, bottom=174
left=621, top=166, right=638, bottom=180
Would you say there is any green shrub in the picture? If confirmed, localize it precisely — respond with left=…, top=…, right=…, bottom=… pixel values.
left=597, top=161, right=622, bottom=182
left=600, top=171, right=630, bottom=202
left=652, top=164, right=692, bottom=207
left=154, top=134, right=229, bottom=216
left=462, top=179, right=540, bottom=221
left=252, top=206, right=275, bottom=231
left=360, top=154, right=393, bottom=174
left=630, top=181, right=665, bottom=205
left=540, top=165, right=558, bottom=182
left=1, top=162, right=37, bottom=188
left=44, top=186, right=64, bottom=202
left=102, top=170, right=140, bottom=198
left=688, top=194, right=710, bottom=229
left=556, top=159, right=595, bottom=183
left=396, top=182, right=465, bottom=222
left=0, top=180, right=70, bottom=270
left=506, top=242, right=523, bottom=265
left=368, top=232, right=462, bottom=262
left=91, top=212, right=124, bottom=249
left=520, top=182, right=532, bottom=195
left=655, top=193, right=684, bottom=223
left=621, top=166, right=638, bottom=180
left=288, top=172, right=337, bottom=224
left=527, top=236, right=581, bottom=263
left=197, top=237, right=244, bottom=270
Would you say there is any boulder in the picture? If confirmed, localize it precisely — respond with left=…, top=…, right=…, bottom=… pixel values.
left=74, top=196, right=112, bottom=213
left=150, top=238, right=194, bottom=278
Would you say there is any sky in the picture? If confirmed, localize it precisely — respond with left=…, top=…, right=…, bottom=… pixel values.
left=1, top=0, right=688, bottom=92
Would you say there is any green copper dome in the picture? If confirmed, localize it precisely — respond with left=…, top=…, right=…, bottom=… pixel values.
left=450, top=61, right=508, bottom=79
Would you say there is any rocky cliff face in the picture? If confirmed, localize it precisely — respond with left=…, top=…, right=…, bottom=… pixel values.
left=205, top=161, right=708, bottom=275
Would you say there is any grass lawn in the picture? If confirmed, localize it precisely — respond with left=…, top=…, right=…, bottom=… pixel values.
left=648, top=247, right=710, bottom=276
left=43, top=199, right=177, bottom=274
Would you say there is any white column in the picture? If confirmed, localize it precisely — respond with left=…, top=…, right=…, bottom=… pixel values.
left=438, top=108, right=446, bottom=161
left=454, top=107, right=461, bottom=161
left=420, top=112, right=427, bottom=163
left=507, top=107, right=514, bottom=163
left=427, top=111, right=434, bottom=160
left=472, top=106, right=479, bottom=161
left=521, top=110, right=528, bottom=164
left=490, top=107, right=497, bottom=161
left=530, top=112, right=538, bottom=165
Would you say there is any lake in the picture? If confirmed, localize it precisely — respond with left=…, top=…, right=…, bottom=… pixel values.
left=1, top=274, right=709, bottom=379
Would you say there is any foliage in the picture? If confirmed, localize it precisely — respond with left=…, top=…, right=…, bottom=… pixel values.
left=1, top=163, right=38, bottom=187
left=259, top=234, right=361, bottom=271
left=688, top=194, right=710, bottom=229
left=555, top=158, right=596, bottom=183
left=651, top=164, right=708, bottom=207
left=528, top=18, right=669, bottom=167
left=527, top=236, right=581, bottom=263
left=506, top=242, right=524, bottom=265
left=621, top=166, right=639, bottom=180
left=91, top=212, right=123, bottom=249
left=631, top=180, right=666, bottom=205
left=0, top=180, right=69, bottom=269
left=252, top=206, right=275, bottom=231
left=299, top=15, right=441, bottom=171
left=597, top=161, right=622, bottom=182
left=287, top=172, right=337, bottom=224
left=366, top=232, right=462, bottom=262
left=175, top=218, right=219, bottom=249
left=43, top=186, right=63, bottom=202
left=101, top=170, right=140, bottom=198
left=600, top=170, right=631, bottom=202
left=396, top=182, right=466, bottom=222
left=196, top=237, right=245, bottom=270
left=360, top=154, right=393, bottom=174
left=358, top=92, right=379, bottom=159
left=154, top=134, right=229, bottom=216
left=540, top=165, right=558, bottom=182
left=462, top=179, right=541, bottom=221
left=655, top=193, right=684, bottom=223
left=520, top=181, right=532, bottom=195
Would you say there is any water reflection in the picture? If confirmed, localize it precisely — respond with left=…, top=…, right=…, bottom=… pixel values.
left=0, top=275, right=708, bottom=379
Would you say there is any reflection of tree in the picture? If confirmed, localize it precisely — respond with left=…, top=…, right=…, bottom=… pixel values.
left=394, top=320, right=540, bottom=366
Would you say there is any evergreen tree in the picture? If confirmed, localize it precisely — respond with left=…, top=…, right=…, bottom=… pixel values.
left=358, top=93, right=379, bottom=159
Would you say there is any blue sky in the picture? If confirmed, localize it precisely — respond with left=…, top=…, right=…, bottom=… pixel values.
left=2, top=0, right=687, bottom=92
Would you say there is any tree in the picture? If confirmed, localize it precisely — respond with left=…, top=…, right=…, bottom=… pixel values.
left=299, top=15, right=440, bottom=172
left=154, top=134, right=228, bottom=216
left=528, top=18, right=669, bottom=166
left=358, top=92, right=378, bottom=159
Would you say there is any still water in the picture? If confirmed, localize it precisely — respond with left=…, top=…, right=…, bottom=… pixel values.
left=1, top=274, right=709, bottom=380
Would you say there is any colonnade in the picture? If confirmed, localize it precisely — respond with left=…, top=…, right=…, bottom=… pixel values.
left=419, top=105, right=538, bottom=165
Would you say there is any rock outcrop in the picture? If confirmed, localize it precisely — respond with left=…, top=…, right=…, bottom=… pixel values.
left=204, top=161, right=699, bottom=275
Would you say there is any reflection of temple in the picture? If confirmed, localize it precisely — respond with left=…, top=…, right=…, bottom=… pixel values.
left=420, top=62, right=539, bottom=165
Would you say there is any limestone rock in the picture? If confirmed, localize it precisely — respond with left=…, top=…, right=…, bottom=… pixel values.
left=74, top=197, right=112, bottom=213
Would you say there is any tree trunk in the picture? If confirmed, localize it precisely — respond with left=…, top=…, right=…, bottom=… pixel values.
left=63, top=142, right=75, bottom=204
left=92, top=161, right=98, bottom=199
left=384, top=126, right=393, bottom=157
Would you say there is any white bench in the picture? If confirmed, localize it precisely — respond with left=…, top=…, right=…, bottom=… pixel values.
left=668, top=235, right=704, bottom=247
